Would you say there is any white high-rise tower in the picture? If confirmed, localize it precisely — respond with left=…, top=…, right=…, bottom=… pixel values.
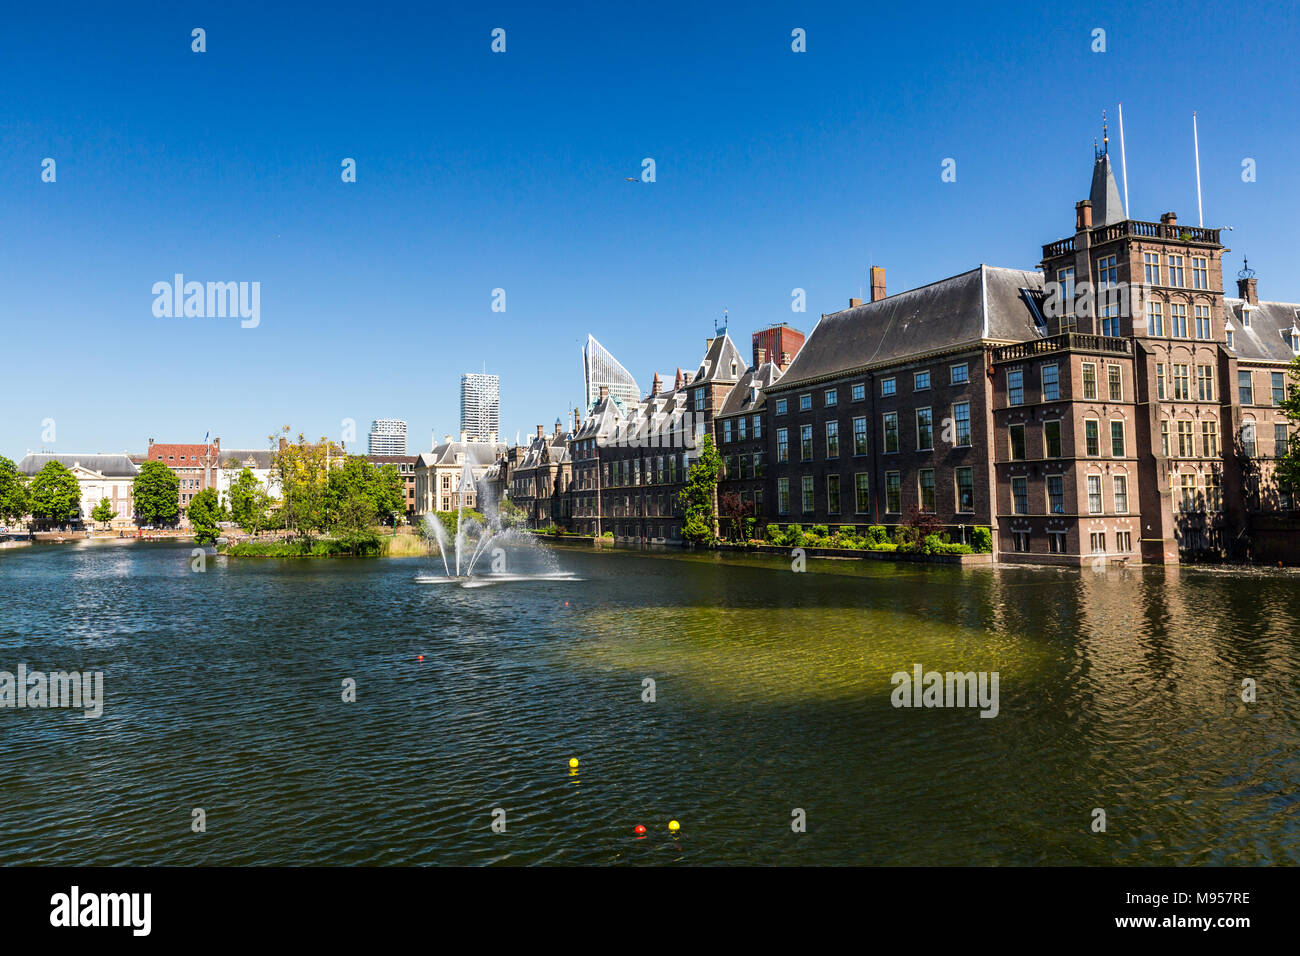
left=459, top=373, right=500, bottom=441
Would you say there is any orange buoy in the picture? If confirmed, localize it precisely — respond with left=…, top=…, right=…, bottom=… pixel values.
left=633, top=824, right=646, bottom=836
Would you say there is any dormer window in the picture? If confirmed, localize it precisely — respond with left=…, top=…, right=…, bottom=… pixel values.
left=1286, top=326, right=1300, bottom=353
left=1241, top=306, right=1252, bottom=329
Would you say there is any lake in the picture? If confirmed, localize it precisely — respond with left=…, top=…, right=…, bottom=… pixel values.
left=1, top=539, right=1298, bottom=865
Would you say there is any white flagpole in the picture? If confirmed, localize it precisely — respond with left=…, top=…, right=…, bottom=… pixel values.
left=1193, top=111, right=1203, bottom=227
left=1117, top=102, right=1130, bottom=217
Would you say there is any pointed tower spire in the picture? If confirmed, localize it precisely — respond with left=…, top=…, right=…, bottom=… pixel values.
left=1089, top=115, right=1127, bottom=227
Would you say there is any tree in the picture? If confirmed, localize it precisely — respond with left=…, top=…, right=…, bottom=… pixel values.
left=327, top=457, right=379, bottom=533
left=370, top=463, right=406, bottom=526
left=27, top=460, right=81, bottom=529
left=91, top=498, right=117, bottom=529
left=1276, top=354, right=1300, bottom=503
left=187, top=488, right=225, bottom=545
left=227, top=467, right=272, bottom=534
left=134, top=460, right=180, bottom=526
left=271, top=432, right=331, bottom=543
left=678, top=434, right=721, bottom=544
left=719, top=491, right=755, bottom=542
left=0, top=456, right=28, bottom=525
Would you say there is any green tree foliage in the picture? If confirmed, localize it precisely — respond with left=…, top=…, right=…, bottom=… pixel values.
left=187, top=487, right=226, bottom=545
left=91, top=498, right=117, bottom=528
left=678, top=434, right=721, bottom=544
left=0, top=456, right=28, bottom=524
left=327, top=457, right=380, bottom=532
left=27, top=460, right=82, bottom=529
left=226, top=467, right=273, bottom=535
left=134, top=460, right=180, bottom=526
left=271, top=432, right=331, bottom=543
left=370, top=463, right=406, bottom=526
left=1277, top=355, right=1300, bottom=497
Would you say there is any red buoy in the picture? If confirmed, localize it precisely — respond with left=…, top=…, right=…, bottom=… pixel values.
left=417, top=655, right=424, bottom=662
left=634, top=824, right=646, bottom=835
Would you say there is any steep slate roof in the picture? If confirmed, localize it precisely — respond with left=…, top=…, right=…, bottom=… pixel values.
left=17, top=453, right=139, bottom=478
left=221, top=449, right=273, bottom=469
left=717, top=361, right=782, bottom=418
left=769, top=265, right=1045, bottom=391
left=1224, top=298, right=1300, bottom=364
left=694, top=333, right=746, bottom=385
left=1089, top=152, right=1126, bottom=227
left=417, top=439, right=509, bottom=469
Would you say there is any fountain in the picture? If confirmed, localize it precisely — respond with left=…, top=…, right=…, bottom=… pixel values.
left=415, top=460, right=578, bottom=587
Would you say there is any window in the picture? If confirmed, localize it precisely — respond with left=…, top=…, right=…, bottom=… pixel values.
left=824, top=388, right=837, bottom=407
left=1238, top=371, right=1254, bottom=405
left=1111, top=420, right=1125, bottom=457
left=1107, top=366, right=1122, bottom=402
left=753, top=415, right=761, bottom=439
left=1049, top=532, right=1066, bottom=554
left=1242, top=422, right=1256, bottom=458
left=1177, top=420, right=1194, bottom=458
left=1113, top=475, right=1129, bottom=514
left=799, top=393, right=812, bottom=411
left=1047, top=475, right=1064, bottom=514
left=1087, top=475, right=1102, bottom=514
left=1090, top=531, right=1106, bottom=553
left=1097, top=254, right=1117, bottom=288
left=1179, top=473, right=1197, bottom=512
left=1044, top=420, right=1062, bottom=458
left=827, top=475, right=841, bottom=514
left=825, top=421, right=840, bottom=458
left=1057, top=267, right=1075, bottom=313
left=1192, top=257, right=1208, bottom=290
left=800, top=424, right=813, bottom=460
left=694, top=389, right=705, bottom=412
left=952, top=402, right=971, bottom=446
left=738, top=417, right=747, bottom=441
left=1157, top=364, right=1167, bottom=400
left=1205, top=472, right=1222, bottom=511
left=916, top=408, right=933, bottom=450
left=1171, top=303, right=1188, bottom=337
left=950, top=363, right=969, bottom=385
left=1041, top=364, right=1059, bottom=401
left=883, top=413, right=899, bottom=453
left=723, top=420, right=732, bottom=443
left=1194, top=305, right=1211, bottom=340
left=1272, top=372, right=1286, bottom=406
left=1085, top=420, right=1100, bottom=456
left=778, top=478, right=790, bottom=514
left=1149, top=300, right=1164, bottom=336
left=1226, top=328, right=1234, bottom=350
left=801, top=475, right=814, bottom=513
left=855, top=473, right=870, bottom=513
left=1010, top=424, right=1027, bottom=460
left=1013, top=531, right=1030, bottom=552
left=956, top=467, right=974, bottom=513
left=1007, top=369, right=1024, bottom=406
left=1082, top=363, right=1097, bottom=400
left=1189, top=365, right=1211, bottom=403
left=852, top=383, right=865, bottom=402
left=914, top=370, right=930, bottom=390
left=1012, top=477, right=1028, bottom=514
left=881, top=377, right=896, bottom=397
left=1144, top=252, right=1161, bottom=285
left=1168, top=254, right=1185, bottom=287
left=853, top=416, right=868, bottom=455
left=776, top=398, right=788, bottom=416
left=1172, top=364, right=1190, bottom=401
left=885, top=472, right=901, bottom=513
left=1201, top=420, right=1218, bottom=457
left=776, top=428, right=789, bottom=462
left=918, top=470, right=936, bottom=512
left=1116, top=531, right=1131, bottom=552
left=1161, top=420, right=1170, bottom=457
left=1277, top=423, right=1290, bottom=459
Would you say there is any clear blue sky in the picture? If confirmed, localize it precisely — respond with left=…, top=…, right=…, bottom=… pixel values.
left=3, top=0, right=1297, bottom=458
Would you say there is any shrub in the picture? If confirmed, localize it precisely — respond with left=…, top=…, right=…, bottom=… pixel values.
left=786, top=524, right=805, bottom=547
left=810, top=524, right=829, bottom=538
left=972, top=526, right=993, bottom=553
left=866, top=525, right=888, bottom=545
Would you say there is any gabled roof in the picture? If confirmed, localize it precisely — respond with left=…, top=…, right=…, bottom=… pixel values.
left=1224, top=297, right=1300, bottom=364
left=145, top=442, right=219, bottom=463
left=17, top=453, right=139, bottom=478
left=717, top=361, right=782, bottom=418
left=417, top=439, right=509, bottom=469
left=769, top=265, right=1045, bottom=391
left=693, top=333, right=746, bottom=386
left=220, top=449, right=273, bottom=470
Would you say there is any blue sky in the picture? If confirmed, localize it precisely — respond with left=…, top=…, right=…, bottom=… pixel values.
left=3, top=0, right=1297, bottom=458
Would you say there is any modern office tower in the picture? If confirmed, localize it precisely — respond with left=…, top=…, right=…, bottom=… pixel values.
left=582, top=334, right=641, bottom=410
left=368, top=419, right=408, bottom=456
left=460, top=373, right=500, bottom=441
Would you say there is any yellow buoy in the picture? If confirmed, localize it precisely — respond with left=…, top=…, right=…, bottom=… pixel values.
left=568, top=757, right=579, bottom=769
left=668, top=820, right=680, bottom=832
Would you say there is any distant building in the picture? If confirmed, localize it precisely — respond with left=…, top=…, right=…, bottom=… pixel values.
left=368, top=419, right=408, bottom=456
left=142, top=439, right=222, bottom=516
left=16, top=453, right=139, bottom=530
left=460, top=373, right=500, bottom=442
left=414, top=433, right=509, bottom=516
left=583, top=335, right=641, bottom=410
left=215, top=449, right=278, bottom=507
left=366, top=454, right=419, bottom=521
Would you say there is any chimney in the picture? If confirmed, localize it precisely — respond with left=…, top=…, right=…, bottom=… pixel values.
left=652, top=371, right=661, bottom=394
left=1075, top=200, right=1093, bottom=231
left=705, top=337, right=715, bottom=353
left=779, top=351, right=791, bottom=371
left=459, top=430, right=468, bottom=443
left=683, top=371, right=694, bottom=385
left=536, top=425, right=544, bottom=438
left=444, top=434, right=453, bottom=445
left=674, top=367, right=684, bottom=389
left=489, top=431, right=498, bottom=444
left=1238, top=275, right=1259, bottom=305
left=599, top=385, right=610, bottom=401
left=849, top=297, right=863, bottom=308
left=574, top=407, right=581, bottom=429
left=1160, top=211, right=1178, bottom=226
left=554, top=420, right=562, bottom=439
left=870, top=265, right=886, bottom=302
left=754, top=346, right=767, bottom=367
